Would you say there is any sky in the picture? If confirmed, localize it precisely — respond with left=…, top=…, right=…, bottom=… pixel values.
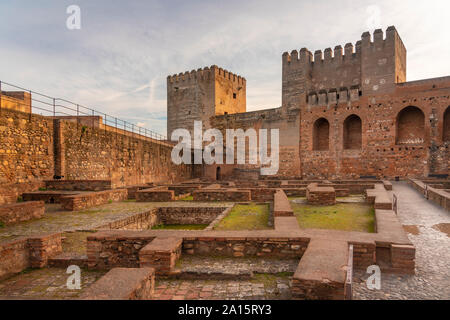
left=1, top=0, right=449, bottom=136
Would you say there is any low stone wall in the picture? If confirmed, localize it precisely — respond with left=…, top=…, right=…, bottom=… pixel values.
left=390, top=244, right=416, bottom=274
left=366, top=184, right=392, bottom=210
left=139, top=237, right=182, bottom=275
left=0, top=181, right=46, bottom=205
left=242, top=188, right=277, bottom=201
left=428, top=187, right=450, bottom=211
left=80, top=267, right=155, bottom=300
left=125, top=185, right=151, bottom=200
left=22, top=191, right=80, bottom=203
left=335, top=189, right=350, bottom=197
left=60, top=189, right=128, bottom=211
left=182, top=237, right=309, bottom=258
left=192, top=189, right=251, bottom=201
left=136, top=189, right=175, bottom=202
left=168, top=185, right=201, bottom=196
left=45, top=180, right=112, bottom=191
left=157, top=207, right=226, bottom=225
left=0, top=201, right=45, bottom=225
left=86, top=233, right=310, bottom=269
left=349, top=241, right=376, bottom=268
left=273, top=189, right=294, bottom=217
left=306, top=183, right=336, bottom=205
left=0, top=237, right=29, bottom=281
left=0, top=233, right=62, bottom=280
left=282, top=188, right=306, bottom=197
left=98, top=209, right=159, bottom=230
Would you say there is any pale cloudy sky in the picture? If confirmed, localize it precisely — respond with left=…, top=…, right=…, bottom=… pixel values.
left=1, top=0, right=449, bottom=135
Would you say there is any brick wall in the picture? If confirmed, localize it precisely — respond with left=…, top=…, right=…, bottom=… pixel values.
left=0, top=233, right=62, bottom=280
left=0, top=201, right=45, bottom=225
left=60, top=189, right=128, bottom=211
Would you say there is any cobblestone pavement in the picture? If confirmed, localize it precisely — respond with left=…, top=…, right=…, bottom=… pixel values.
left=179, top=256, right=298, bottom=275
left=353, top=182, right=450, bottom=300
left=0, top=200, right=232, bottom=241
left=0, top=268, right=106, bottom=299
left=153, top=276, right=292, bottom=300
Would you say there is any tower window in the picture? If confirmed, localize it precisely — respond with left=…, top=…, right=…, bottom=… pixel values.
left=233, top=93, right=237, bottom=99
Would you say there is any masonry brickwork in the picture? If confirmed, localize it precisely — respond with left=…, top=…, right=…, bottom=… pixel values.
left=168, top=26, right=449, bottom=180
left=0, top=107, right=193, bottom=204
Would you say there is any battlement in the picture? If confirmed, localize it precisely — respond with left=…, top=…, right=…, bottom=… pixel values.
left=282, top=26, right=406, bottom=109
left=167, top=65, right=246, bottom=85
left=283, top=26, right=402, bottom=67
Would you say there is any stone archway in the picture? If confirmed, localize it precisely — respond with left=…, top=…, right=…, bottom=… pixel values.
left=313, top=118, right=330, bottom=151
left=343, top=115, right=362, bottom=150
left=396, top=106, right=425, bottom=144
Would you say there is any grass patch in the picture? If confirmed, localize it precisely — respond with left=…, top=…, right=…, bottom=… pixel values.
left=291, top=202, right=375, bottom=233
left=123, top=199, right=136, bottom=203
left=214, top=203, right=270, bottom=231
left=152, top=224, right=208, bottom=230
left=180, top=195, right=193, bottom=201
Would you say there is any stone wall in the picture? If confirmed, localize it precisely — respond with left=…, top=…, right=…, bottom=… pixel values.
left=86, top=233, right=310, bottom=269
left=0, top=109, right=54, bottom=189
left=45, top=180, right=112, bottom=191
left=0, top=107, right=193, bottom=204
left=0, top=201, right=45, bottom=225
left=0, top=233, right=62, bottom=280
left=61, top=118, right=192, bottom=187
left=193, top=189, right=251, bottom=201
left=136, top=189, right=175, bottom=202
left=98, top=209, right=159, bottom=230
left=157, top=207, right=226, bottom=225
left=80, top=267, right=155, bottom=300
left=60, top=189, right=128, bottom=211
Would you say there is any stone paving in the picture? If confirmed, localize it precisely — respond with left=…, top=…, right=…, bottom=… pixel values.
left=0, top=268, right=106, bottom=300
left=353, top=181, right=450, bottom=300
left=179, top=256, right=298, bottom=275
left=153, top=276, right=292, bottom=300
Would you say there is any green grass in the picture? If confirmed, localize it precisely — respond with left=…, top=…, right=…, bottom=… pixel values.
left=291, top=202, right=375, bottom=233
left=214, top=203, right=270, bottom=231
left=152, top=224, right=208, bottom=230
left=179, top=195, right=193, bottom=201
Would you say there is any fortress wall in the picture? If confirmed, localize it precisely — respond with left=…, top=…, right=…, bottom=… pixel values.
left=210, top=107, right=301, bottom=178
left=61, top=118, right=192, bottom=187
left=166, top=66, right=246, bottom=139
left=214, top=67, right=246, bottom=116
left=0, top=108, right=54, bottom=203
left=300, top=85, right=450, bottom=179
left=0, top=107, right=192, bottom=203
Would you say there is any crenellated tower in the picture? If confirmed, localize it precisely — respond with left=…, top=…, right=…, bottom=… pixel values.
left=282, top=26, right=406, bottom=110
left=167, top=65, right=246, bottom=138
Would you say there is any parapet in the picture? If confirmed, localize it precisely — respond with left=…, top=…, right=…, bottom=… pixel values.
left=167, top=65, right=246, bottom=85
left=283, top=26, right=402, bottom=68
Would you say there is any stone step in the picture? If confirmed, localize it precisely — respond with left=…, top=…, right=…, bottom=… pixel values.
left=292, top=239, right=349, bottom=300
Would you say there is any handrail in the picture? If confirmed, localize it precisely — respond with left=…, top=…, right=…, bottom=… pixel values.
left=0, top=80, right=168, bottom=144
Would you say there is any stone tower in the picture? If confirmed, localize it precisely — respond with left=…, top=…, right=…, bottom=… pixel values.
left=166, top=65, right=246, bottom=138
left=281, top=26, right=406, bottom=111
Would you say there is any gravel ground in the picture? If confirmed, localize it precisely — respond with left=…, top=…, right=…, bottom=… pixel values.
left=353, top=181, right=450, bottom=300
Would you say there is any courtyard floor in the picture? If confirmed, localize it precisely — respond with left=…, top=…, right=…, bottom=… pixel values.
left=353, top=181, right=450, bottom=300
left=0, top=182, right=448, bottom=300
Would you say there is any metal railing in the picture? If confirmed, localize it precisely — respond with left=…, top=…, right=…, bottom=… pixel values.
left=0, top=80, right=168, bottom=145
